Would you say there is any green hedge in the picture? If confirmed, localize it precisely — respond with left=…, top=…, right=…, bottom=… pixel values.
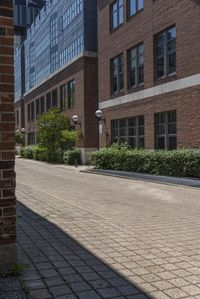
left=20, top=146, right=82, bottom=165
left=63, top=149, right=81, bottom=165
left=91, top=148, right=200, bottom=178
left=20, top=146, right=63, bottom=163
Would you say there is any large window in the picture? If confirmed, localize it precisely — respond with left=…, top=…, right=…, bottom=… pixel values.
left=36, top=98, right=40, bottom=118
left=40, top=96, right=45, bottom=114
left=46, top=92, right=52, bottom=111
left=68, top=80, right=75, bottom=109
left=155, top=26, right=176, bottom=79
left=52, top=89, right=58, bottom=107
left=111, top=54, right=124, bottom=94
left=128, top=43, right=144, bottom=88
left=110, top=0, right=123, bottom=30
left=50, top=17, right=58, bottom=47
left=28, top=104, right=31, bottom=123
left=155, top=111, right=177, bottom=150
left=111, top=116, right=145, bottom=148
left=128, top=0, right=144, bottom=17
left=60, top=84, right=67, bottom=111
left=31, top=101, right=35, bottom=122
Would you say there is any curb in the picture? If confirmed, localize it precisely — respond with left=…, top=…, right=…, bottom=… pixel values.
left=80, top=169, right=200, bottom=189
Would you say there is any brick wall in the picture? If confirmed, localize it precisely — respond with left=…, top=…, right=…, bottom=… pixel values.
left=98, top=0, right=200, bottom=102
left=22, top=55, right=99, bottom=151
left=98, top=0, right=200, bottom=149
left=0, top=0, right=16, bottom=269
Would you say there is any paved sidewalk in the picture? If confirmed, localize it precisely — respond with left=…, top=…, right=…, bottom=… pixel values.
left=15, top=159, right=200, bottom=299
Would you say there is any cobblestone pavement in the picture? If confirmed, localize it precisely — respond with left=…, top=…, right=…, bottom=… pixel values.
left=16, top=158, right=200, bottom=299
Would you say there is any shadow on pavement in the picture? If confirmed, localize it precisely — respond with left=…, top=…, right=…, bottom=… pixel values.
left=17, top=201, right=158, bottom=299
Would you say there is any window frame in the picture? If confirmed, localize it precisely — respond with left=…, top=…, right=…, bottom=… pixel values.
left=155, top=110, right=177, bottom=150
left=127, top=43, right=144, bottom=89
left=60, top=84, right=67, bottom=111
left=111, top=54, right=124, bottom=94
left=154, top=26, right=176, bottom=80
left=68, top=80, right=75, bottom=109
left=110, top=0, right=124, bottom=31
left=111, top=115, right=145, bottom=148
left=127, top=0, right=144, bottom=18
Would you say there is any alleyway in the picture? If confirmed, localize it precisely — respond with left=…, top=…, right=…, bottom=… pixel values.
left=16, top=158, right=200, bottom=299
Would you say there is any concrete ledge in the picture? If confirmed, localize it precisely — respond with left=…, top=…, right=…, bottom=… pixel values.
left=0, top=243, right=17, bottom=271
left=81, top=169, right=200, bottom=188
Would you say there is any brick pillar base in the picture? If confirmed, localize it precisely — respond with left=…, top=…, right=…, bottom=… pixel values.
left=0, top=0, right=17, bottom=270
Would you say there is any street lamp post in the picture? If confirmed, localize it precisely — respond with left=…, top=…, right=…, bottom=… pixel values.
left=95, top=110, right=108, bottom=149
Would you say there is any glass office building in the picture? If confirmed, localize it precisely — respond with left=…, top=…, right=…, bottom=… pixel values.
left=14, top=0, right=97, bottom=102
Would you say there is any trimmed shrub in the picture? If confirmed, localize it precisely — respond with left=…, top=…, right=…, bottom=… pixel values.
left=91, top=148, right=200, bottom=178
left=20, top=146, right=36, bottom=159
left=33, top=147, right=48, bottom=161
left=63, top=149, right=81, bottom=165
left=46, top=149, right=63, bottom=163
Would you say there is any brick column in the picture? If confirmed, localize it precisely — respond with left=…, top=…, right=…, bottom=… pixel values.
left=0, top=0, right=16, bottom=270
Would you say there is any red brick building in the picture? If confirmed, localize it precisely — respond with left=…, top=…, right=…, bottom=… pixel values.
left=23, top=54, right=98, bottom=163
left=98, top=0, right=200, bottom=149
left=0, top=0, right=16, bottom=269
left=14, top=0, right=99, bottom=163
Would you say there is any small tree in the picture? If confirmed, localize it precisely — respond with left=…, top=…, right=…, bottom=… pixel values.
left=37, top=108, right=79, bottom=161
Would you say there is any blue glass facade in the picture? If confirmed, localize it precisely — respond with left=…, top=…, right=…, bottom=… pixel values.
left=14, top=0, right=97, bottom=102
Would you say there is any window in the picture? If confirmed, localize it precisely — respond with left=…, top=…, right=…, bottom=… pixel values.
left=31, top=101, right=35, bottom=122
left=46, top=92, right=52, bottom=111
left=50, top=51, right=58, bottom=73
left=52, top=89, right=57, bottom=107
left=28, top=104, right=31, bottom=123
left=128, top=43, right=144, bottom=88
left=155, top=111, right=177, bottom=150
left=40, top=96, right=45, bottom=114
left=50, top=17, right=58, bottom=47
left=110, top=0, right=123, bottom=30
left=128, top=0, right=144, bottom=17
left=111, top=116, right=145, bottom=148
left=68, top=80, right=75, bottom=109
left=60, top=84, right=67, bottom=111
left=36, top=98, right=40, bottom=118
left=111, top=54, right=124, bottom=94
left=155, top=26, right=176, bottom=79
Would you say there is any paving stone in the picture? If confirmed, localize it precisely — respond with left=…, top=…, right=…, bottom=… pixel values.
left=90, top=279, right=110, bottom=289
left=151, top=280, right=174, bottom=291
left=39, top=269, right=58, bottom=279
left=63, top=274, right=84, bottom=284
left=70, top=281, right=92, bottom=292
left=164, top=288, right=189, bottom=298
left=182, top=285, right=200, bottom=296
left=49, top=285, right=72, bottom=297
left=77, top=290, right=102, bottom=299
left=116, top=285, right=140, bottom=295
left=29, top=288, right=52, bottom=299
left=169, top=278, right=190, bottom=288
left=149, top=291, right=171, bottom=299
left=98, top=287, right=121, bottom=298
left=25, top=279, right=45, bottom=290
left=44, top=277, right=66, bottom=287
left=185, top=275, right=200, bottom=284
